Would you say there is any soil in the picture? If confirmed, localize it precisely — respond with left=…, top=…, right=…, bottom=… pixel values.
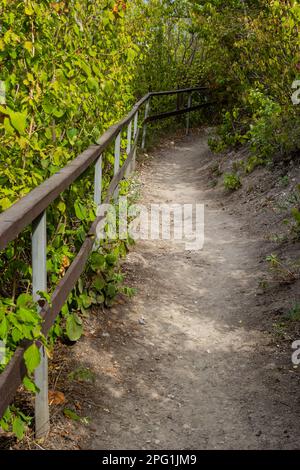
left=4, top=128, right=300, bottom=450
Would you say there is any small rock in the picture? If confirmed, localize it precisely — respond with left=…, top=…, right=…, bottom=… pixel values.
left=265, top=362, right=276, bottom=370
left=139, top=317, right=146, bottom=325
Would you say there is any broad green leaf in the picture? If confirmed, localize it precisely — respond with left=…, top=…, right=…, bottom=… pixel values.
left=12, top=328, right=23, bottom=343
left=74, top=201, right=87, bottom=221
left=17, top=307, right=37, bottom=324
left=52, top=108, right=65, bottom=118
left=16, top=293, right=33, bottom=308
left=106, top=283, right=117, bottom=298
left=12, top=416, right=25, bottom=440
left=66, top=314, right=83, bottom=341
left=57, top=201, right=66, bottom=213
left=63, top=408, right=82, bottom=421
left=23, top=376, right=39, bottom=393
left=9, top=111, right=27, bottom=135
left=90, top=252, right=105, bottom=271
left=93, top=276, right=105, bottom=292
left=25, top=6, right=34, bottom=15
left=24, top=343, right=41, bottom=374
left=0, top=317, right=8, bottom=339
left=3, top=117, right=14, bottom=135
left=0, top=197, right=12, bottom=210
left=105, top=253, right=117, bottom=266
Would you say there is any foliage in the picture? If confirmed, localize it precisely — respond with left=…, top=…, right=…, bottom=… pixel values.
left=0, top=0, right=140, bottom=437
left=0, top=406, right=31, bottom=440
left=191, top=0, right=300, bottom=163
left=266, top=254, right=298, bottom=284
left=223, top=173, right=241, bottom=191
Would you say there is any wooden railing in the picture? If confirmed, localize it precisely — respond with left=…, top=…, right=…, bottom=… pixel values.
left=0, top=86, right=210, bottom=437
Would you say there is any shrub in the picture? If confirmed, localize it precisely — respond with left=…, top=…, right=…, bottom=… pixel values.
left=223, top=173, right=241, bottom=191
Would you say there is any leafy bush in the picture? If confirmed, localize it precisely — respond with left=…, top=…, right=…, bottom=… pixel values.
left=197, top=0, right=300, bottom=167
left=223, top=173, right=241, bottom=191
left=0, top=0, right=140, bottom=437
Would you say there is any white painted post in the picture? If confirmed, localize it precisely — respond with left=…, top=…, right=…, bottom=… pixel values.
left=141, top=99, right=150, bottom=150
left=94, top=154, right=102, bottom=206
left=186, top=93, right=192, bottom=136
left=125, top=120, right=132, bottom=177
left=32, top=211, right=49, bottom=439
left=114, top=131, right=121, bottom=201
left=132, top=111, right=139, bottom=172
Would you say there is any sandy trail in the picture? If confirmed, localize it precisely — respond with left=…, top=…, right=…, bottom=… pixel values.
left=76, top=132, right=300, bottom=450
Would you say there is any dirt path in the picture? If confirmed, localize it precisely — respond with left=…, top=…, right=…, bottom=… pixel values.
left=66, top=132, right=300, bottom=450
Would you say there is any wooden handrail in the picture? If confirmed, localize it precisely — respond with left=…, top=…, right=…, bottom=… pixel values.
left=0, top=86, right=208, bottom=424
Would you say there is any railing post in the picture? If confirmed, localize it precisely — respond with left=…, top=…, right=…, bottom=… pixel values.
left=32, top=211, right=49, bottom=439
left=114, top=131, right=121, bottom=201
left=125, top=120, right=132, bottom=177
left=132, top=111, right=139, bottom=172
left=186, top=92, right=192, bottom=136
left=141, top=99, right=150, bottom=150
left=94, top=154, right=102, bottom=206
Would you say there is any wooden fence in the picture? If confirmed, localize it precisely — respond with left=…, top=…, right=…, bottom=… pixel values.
left=0, top=86, right=211, bottom=437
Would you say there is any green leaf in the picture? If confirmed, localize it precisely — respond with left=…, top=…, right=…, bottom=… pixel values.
left=23, top=376, right=39, bottom=393
left=61, top=304, right=69, bottom=316
left=74, top=201, right=87, bottom=221
left=90, top=252, right=105, bottom=271
left=24, top=343, right=41, bottom=374
left=80, top=294, right=92, bottom=309
left=67, top=128, right=77, bottom=142
left=12, top=328, right=23, bottom=343
left=127, top=48, right=137, bottom=62
left=0, top=317, right=8, bottom=339
left=106, top=283, right=117, bottom=298
left=12, top=416, right=25, bottom=440
left=57, top=201, right=66, bottom=214
left=9, top=111, right=27, bottom=135
left=3, top=117, right=15, bottom=135
left=93, top=276, right=105, bottom=292
left=106, top=253, right=117, bottom=266
left=17, top=307, right=37, bottom=324
left=0, top=197, right=12, bottom=211
left=66, top=314, right=83, bottom=341
left=25, top=6, right=34, bottom=15
left=87, top=77, right=98, bottom=91
left=16, top=293, right=33, bottom=308
left=52, top=108, right=65, bottom=118
left=63, top=408, right=82, bottom=421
